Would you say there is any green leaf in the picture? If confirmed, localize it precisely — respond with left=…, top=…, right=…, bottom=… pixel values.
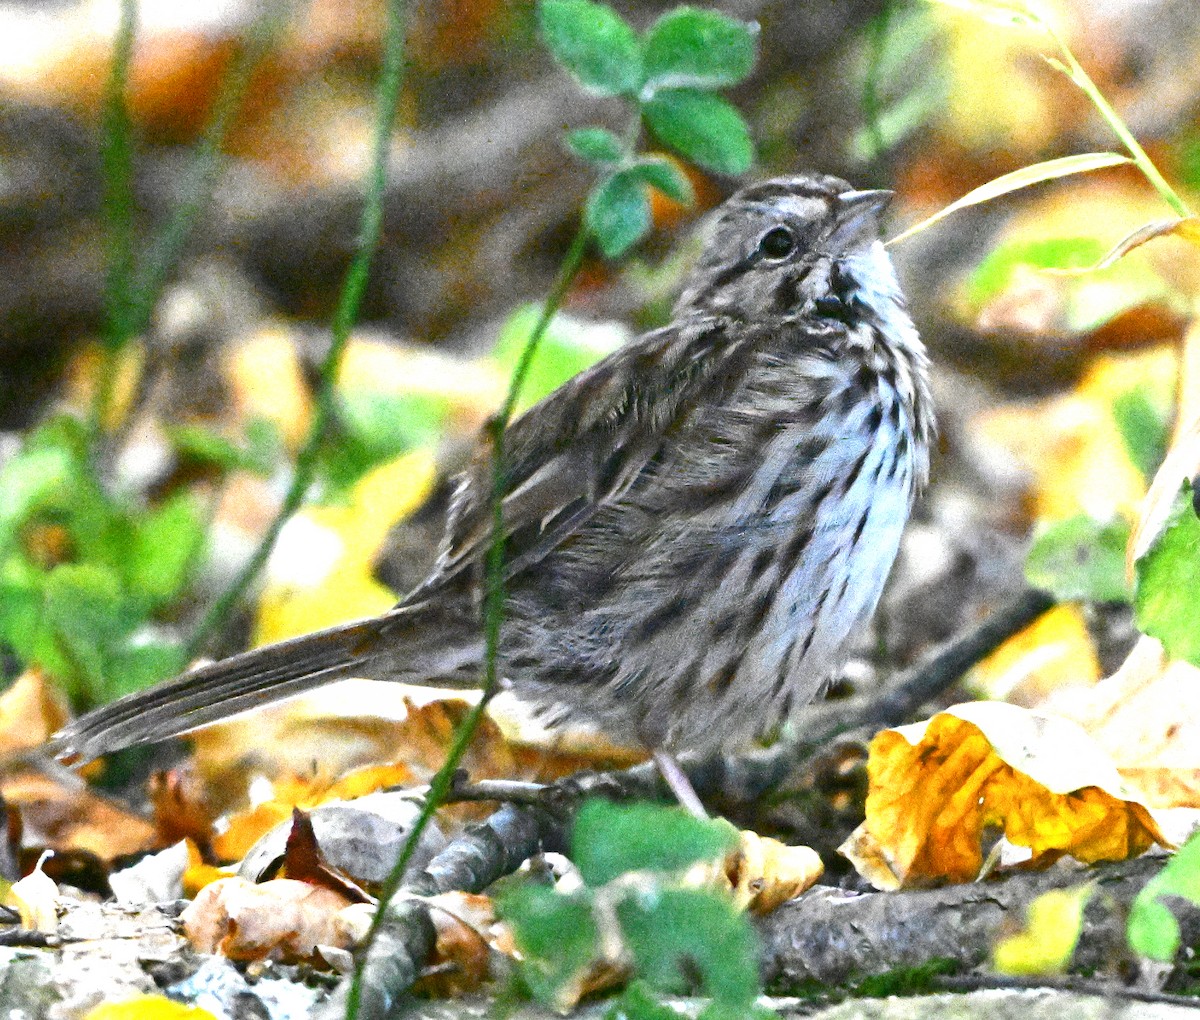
left=642, top=90, right=753, bottom=175
left=628, top=156, right=693, bottom=204
left=128, top=492, right=206, bottom=609
left=566, top=126, right=626, bottom=165
left=966, top=237, right=1107, bottom=308
left=539, top=0, right=642, bottom=97
left=492, top=304, right=624, bottom=406
left=1135, top=481, right=1200, bottom=667
left=40, top=563, right=134, bottom=703
left=572, top=799, right=738, bottom=886
left=0, top=446, right=75, bottom=549
left=586, top=170, right=652, bottom=258
left=500, top=884, right=599, bottom=1004
left=642, top=7, right=757, bottom=91
left=321, top=391, right=449, bottom=496
left=167, top=419, right=281, bottom=476
left=1025, top=515, right=1132, bottom=604
left=1128, top=828, right=1200, bottom=961
left=1113, top=386, right=1170, bottom=482
left=107, top=637, right=187, bottom=700
left=617, top=888, right=760, bottom=1005
left=606, top=982, right=686, bottom=1020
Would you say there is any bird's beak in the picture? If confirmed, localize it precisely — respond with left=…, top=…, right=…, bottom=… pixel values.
left=830, top=189, right=894, bottom=250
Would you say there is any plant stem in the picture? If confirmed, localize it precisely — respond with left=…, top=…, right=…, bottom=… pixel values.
left=1036, top=17, right=1190, bottom=218
left=127, top=13, right=281, bottom=339
left=93, top=0, right=138, bottom=435
left=187, top=0, right=407, bottom=658
left=343, top=225, right=589, bottom=1020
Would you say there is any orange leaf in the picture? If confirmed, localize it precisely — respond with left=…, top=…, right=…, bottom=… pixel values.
left=841, top=703, right=1167, bottom=890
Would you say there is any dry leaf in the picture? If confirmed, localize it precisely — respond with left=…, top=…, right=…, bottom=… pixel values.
left=415, top=891, right=510, bottom=997
left=1039, top=636, right=1200, bottom=813
left=5, top=850, right=58, bottom=933
left=841, top=702, right=1167, bottom=890
left=2, top=772, right=159, bottom=862
left=181, top=876, right=364, bottom=963
left=0, top=668, right=69, bottom=755
left=719, top=831, right=823, bottom=914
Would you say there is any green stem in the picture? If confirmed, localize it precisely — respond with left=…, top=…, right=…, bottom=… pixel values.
left=344, top=227, right=590, bottom=1020
left=127, top=13, right=281, bottom=338
left=1038, top=18, right=1190, bottom=218
left=94, top=0, right=138, bottom=434
left=187, top=0, right=408, bottom=658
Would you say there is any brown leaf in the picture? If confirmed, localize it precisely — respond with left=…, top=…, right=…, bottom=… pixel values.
left=414, top=891, right=508, bottom=998
left=181, top=876, right=365, bottom=964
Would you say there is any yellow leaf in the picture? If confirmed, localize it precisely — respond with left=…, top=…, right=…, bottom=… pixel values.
left=225, top=326, right=312, bottom=451
left=83, top=995, right=219, bottom=1020
left=974, top=347, right=1174, bottom=521
left=719, top=831, right=823, bottom=914
left=972, top=602, right=1100, bottom=705
left=889, top=154, right=1133, bottom=246
left=992, top=884, right=1092, bottom=975
left=254, top=448, right=437, bottom=645
left=841, top=702, right=1167, bottom=889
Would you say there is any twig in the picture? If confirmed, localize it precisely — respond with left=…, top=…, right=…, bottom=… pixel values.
left=440, top=587, right=1059, bottom=813
left=318, top=804, right=566, bottom=1019
left=934, top=973, right=1200, bottom=1008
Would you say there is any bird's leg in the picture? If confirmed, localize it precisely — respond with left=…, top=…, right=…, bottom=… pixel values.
left=653, top=750, right=708, bottom=819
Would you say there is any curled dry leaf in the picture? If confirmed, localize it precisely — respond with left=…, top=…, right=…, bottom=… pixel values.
left=686, top=831, right=823, bottom=914
left=181, top=876, right=368, bottom=964
left=5, top=850, right=59, bottom=933
left=841, top=702, right=1167, bottom=890
left=415, top=891, right=514, bottom=998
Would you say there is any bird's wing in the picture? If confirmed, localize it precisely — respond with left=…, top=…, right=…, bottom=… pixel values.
left=420, top=314, right=756, bottom=589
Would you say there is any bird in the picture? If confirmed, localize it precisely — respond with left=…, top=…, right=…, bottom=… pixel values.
left=50, top=173, right=934, bottom=816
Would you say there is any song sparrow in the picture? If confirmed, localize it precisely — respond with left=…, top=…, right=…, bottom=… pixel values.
left=52, top=174, right=934, bottom=811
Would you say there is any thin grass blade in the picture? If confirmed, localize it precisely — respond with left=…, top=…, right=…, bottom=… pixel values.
left=887, top=152, right=1134, bottom=246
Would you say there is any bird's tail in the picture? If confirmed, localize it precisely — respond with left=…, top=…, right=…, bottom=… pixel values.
left=48, top=605, right=467, bottom=763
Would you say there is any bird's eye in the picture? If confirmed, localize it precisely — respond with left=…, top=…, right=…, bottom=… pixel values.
left=758, top=226, right=796, bottom=260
